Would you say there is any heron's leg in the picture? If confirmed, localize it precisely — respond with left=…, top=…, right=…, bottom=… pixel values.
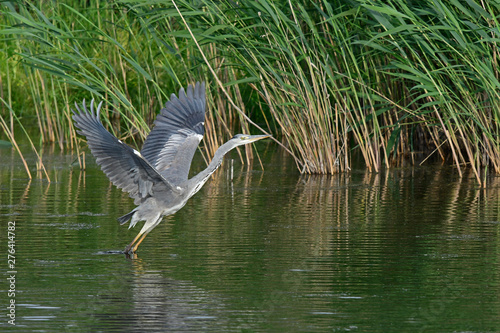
left=131, top=231, right=150, bottom=253
left=124, top=232, right=143, bottom=254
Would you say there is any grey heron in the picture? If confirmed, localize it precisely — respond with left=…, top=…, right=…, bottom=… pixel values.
left=72, top=82, right=270, bottom=254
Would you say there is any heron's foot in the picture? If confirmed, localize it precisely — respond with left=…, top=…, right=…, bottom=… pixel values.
left=122, top=245, right=138, bottom=259
left=123, top=245, right=135, bottom=254
left=123, top=251, right=138, bottom=259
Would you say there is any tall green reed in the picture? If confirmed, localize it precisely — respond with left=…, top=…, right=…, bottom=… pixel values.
left=162, top=0, right=500, bottom=184
left=360, top=0, right=500, bottom=185
left=1, top=0, right=253, bottom=177
left=2, top=0, right=500, bottom=186
left=158, top=0, right=395, bottom=174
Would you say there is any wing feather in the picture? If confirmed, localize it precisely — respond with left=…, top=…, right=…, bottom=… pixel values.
left=72, top=99, right=175, bottom=200
left=141, top=82, right=206, bottom=185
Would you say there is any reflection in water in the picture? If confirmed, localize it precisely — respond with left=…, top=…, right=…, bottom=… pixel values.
left=1, top=147, right=500, bottom=332
left=90, top=258, right=228, bottom=331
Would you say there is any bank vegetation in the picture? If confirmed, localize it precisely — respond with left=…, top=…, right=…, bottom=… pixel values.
left=1, top=0, right=499, bottom=186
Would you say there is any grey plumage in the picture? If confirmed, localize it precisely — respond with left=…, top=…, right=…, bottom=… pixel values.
left=72, top=82, right=270, bottom=254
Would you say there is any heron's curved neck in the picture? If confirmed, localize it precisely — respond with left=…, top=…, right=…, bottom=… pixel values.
left=204, top=145, right=228, bottom=177
left=189, top=142, right=234, bottom=195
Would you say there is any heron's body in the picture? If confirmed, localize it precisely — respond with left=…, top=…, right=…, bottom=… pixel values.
left=72, top=82, right=269, bottom=253
left=120, top=149, right=222, bottom=234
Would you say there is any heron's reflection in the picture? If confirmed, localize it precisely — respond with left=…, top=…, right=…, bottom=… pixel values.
left=92, top=257, right=228, bottom=331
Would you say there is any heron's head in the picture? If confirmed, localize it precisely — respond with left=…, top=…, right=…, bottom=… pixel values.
left=230, top=134, right=271, bottom=147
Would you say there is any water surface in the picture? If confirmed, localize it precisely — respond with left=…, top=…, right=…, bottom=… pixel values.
left=1, top=145, right=500, bottom=332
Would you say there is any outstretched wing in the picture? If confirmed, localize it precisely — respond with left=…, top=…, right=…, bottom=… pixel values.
left=72, top=99, right=175, bottom=201
left=141, top=82, right=206, bottom=185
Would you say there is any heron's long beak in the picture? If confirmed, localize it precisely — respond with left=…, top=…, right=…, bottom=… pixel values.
left=247, top=134, right=271, bottom=142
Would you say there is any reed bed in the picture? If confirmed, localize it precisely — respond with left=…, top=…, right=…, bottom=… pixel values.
left=0, top=0, right=251, bottom=172
left=1, top=0, right=500, bottom=186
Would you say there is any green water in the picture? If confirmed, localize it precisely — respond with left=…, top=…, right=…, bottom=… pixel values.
left=1, top=145, right=500, bottom=332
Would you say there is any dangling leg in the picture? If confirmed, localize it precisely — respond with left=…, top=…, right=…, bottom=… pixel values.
left=124, top=230, right=152, bottom=254
left=131, top=231, right=150, bottom=253
left=124, top=214, right=161, bottom=254
left=124, top=231, right=143, bottom=254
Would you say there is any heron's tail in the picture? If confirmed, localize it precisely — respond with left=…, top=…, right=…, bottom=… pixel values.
left=118, top=210, right=135, bottom=225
